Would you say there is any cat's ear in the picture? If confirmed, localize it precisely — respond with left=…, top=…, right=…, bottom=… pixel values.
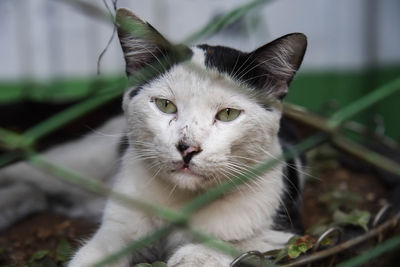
left=116, top=8, right=190, bottom=77
left=250, top=33, right=307, bottom=99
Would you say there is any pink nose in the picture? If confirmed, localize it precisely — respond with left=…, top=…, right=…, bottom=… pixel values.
left=176, top=141, right=202, bottom=164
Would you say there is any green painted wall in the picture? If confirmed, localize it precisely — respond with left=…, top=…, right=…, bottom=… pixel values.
left=287, top=66, right=400, bottom=140
left=0, top=66, right=399, bottom=139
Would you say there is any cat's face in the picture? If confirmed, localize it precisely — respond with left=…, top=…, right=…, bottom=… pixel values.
left=117, top=9, right=306, bottom=191
left=124, top=48, right=283, bottom=190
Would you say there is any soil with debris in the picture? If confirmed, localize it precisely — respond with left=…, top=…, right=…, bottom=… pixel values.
left=0, top=165, right=397, bottom=266
left=0, top=213, right=96, bottom=266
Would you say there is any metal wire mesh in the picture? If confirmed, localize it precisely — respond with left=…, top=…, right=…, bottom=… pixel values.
left=0, top=0, right=399, bottom=266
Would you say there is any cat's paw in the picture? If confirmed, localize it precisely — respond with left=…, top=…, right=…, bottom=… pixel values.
left=68, top=245, right=130, bottom=267
left=167, top=244, right=232, bottom=267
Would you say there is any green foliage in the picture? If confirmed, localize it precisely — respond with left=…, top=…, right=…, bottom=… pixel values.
left=56, top=239, right=72, bottom=263
left=134, top=262, right=166, bottom=267
left=27, top=250, right=57, bottom=267
left=266, top=235, right=333, bottom=264
left=287, top=236, right=313, bottom=259
left=333, top=209, right=371, bottom=232
left=150, top=262, right=167, bottom=267
left=29, top=251, right=50, bottom=262
left=318, top=188, right=362, bottom=212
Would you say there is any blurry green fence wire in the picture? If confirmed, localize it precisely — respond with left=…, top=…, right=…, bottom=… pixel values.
left=0, top=0, right=399, bottom=266
left=336, top=234, right=400, bottom=267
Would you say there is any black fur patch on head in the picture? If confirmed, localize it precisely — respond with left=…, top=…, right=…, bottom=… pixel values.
left=198, top=44, right=290, bottom=98
left=198, top=44, right=247, bottom=75
left=198, top=44, right=265, bottom=89
left=198, top=33, right=307, bottom=99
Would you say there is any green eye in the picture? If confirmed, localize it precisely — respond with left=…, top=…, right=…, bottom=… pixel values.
left=216, top=108, right=241, bottom=122
left=155, top=98, right=177, bottom=114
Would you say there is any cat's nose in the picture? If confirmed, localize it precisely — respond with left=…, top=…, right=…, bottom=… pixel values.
left=176, top=141, right=202, bottom=164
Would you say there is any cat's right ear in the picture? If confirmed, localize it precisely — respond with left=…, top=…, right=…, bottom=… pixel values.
left=116, top=8, right=191, bottom=77
left=116, top=8, right=171, bottom=77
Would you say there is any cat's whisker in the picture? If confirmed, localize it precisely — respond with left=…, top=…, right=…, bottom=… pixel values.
left=212, top=173, right=223, bottom=186
left=259, top=147, right=320, bottom=182
left=236, top=56, right=279, bottom=82
left=225, top=161, right=266, bottom=191
left=231, top=51, right=258, bottom=80
left=241, top=73, right=276, bottom=85
left=218, top=171, right=245, bottom=196
left=167, top=183, right=178, bottom=201
left=229, top=52, right=242, bottom=78
left=142, top=164, right=163, bottom=189
left=223, top=164, right=258, bottom=193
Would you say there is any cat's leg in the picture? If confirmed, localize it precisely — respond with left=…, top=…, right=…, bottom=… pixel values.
left=167, top=243, right=233, bottom=267
left=69, top=200, right=156, bottom=267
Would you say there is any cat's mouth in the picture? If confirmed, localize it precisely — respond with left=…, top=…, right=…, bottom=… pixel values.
left=179, top=164, right=192, bottom=173
left=174, top=162, right=195, bottom=174
left=171, top=161, right=206, bottom=178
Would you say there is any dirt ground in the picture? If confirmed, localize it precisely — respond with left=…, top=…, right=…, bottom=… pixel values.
left=0, top=213, right=96, bottom=265
left=0, top=164, right=396, bottom=266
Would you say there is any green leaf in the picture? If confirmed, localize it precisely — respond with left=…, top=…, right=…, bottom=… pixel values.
left=29, top=250, right=49, bottom=262
left=318, top=188, right=362, bottom=212
left=56, top=239, right=72, bottom=262
left=286, top=236, right=314, bottom=259
left=151, top=262, right=167, bottom=267
left=134, top=263, right=152, bottom=267
left=288, top=245, right=302, bottom=259
left=333, top=209, right=371, bottom=231
left=298, top=243, right=308, bottom=253
left=34, top=257, right=57, bottom=267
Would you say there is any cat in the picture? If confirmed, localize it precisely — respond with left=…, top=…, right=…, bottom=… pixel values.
left=68, top=8, right=307, bottom=267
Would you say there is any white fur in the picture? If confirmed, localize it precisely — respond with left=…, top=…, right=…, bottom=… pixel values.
left=69, top=48, right=294, bottom=267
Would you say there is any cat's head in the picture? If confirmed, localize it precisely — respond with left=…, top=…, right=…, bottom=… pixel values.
left=116, top=9, right=307, bottom=191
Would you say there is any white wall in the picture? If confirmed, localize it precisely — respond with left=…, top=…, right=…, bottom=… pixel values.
left=0, top=0, right=399, bottom=80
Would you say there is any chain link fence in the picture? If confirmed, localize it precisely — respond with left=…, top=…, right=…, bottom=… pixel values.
left=1, top=0, right=400, bottom=266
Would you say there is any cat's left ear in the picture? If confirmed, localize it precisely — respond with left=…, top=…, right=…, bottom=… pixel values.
left=250, top=33, right=307, bottom=99
left=116, top=8, right=191, bottom=77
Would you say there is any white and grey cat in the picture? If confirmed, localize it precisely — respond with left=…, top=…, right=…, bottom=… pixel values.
left=69, top=8, right=307, bottom=267
left=0, top=7, right=307, bottom=267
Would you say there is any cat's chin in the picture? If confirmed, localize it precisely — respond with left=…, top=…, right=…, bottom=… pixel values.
left=167, top=170, right=214, bottom=191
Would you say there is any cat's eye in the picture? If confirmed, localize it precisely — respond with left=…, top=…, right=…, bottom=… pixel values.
left=155, top=98, right=177, bottom=114
left=216, top=108, right=241, bottom=122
